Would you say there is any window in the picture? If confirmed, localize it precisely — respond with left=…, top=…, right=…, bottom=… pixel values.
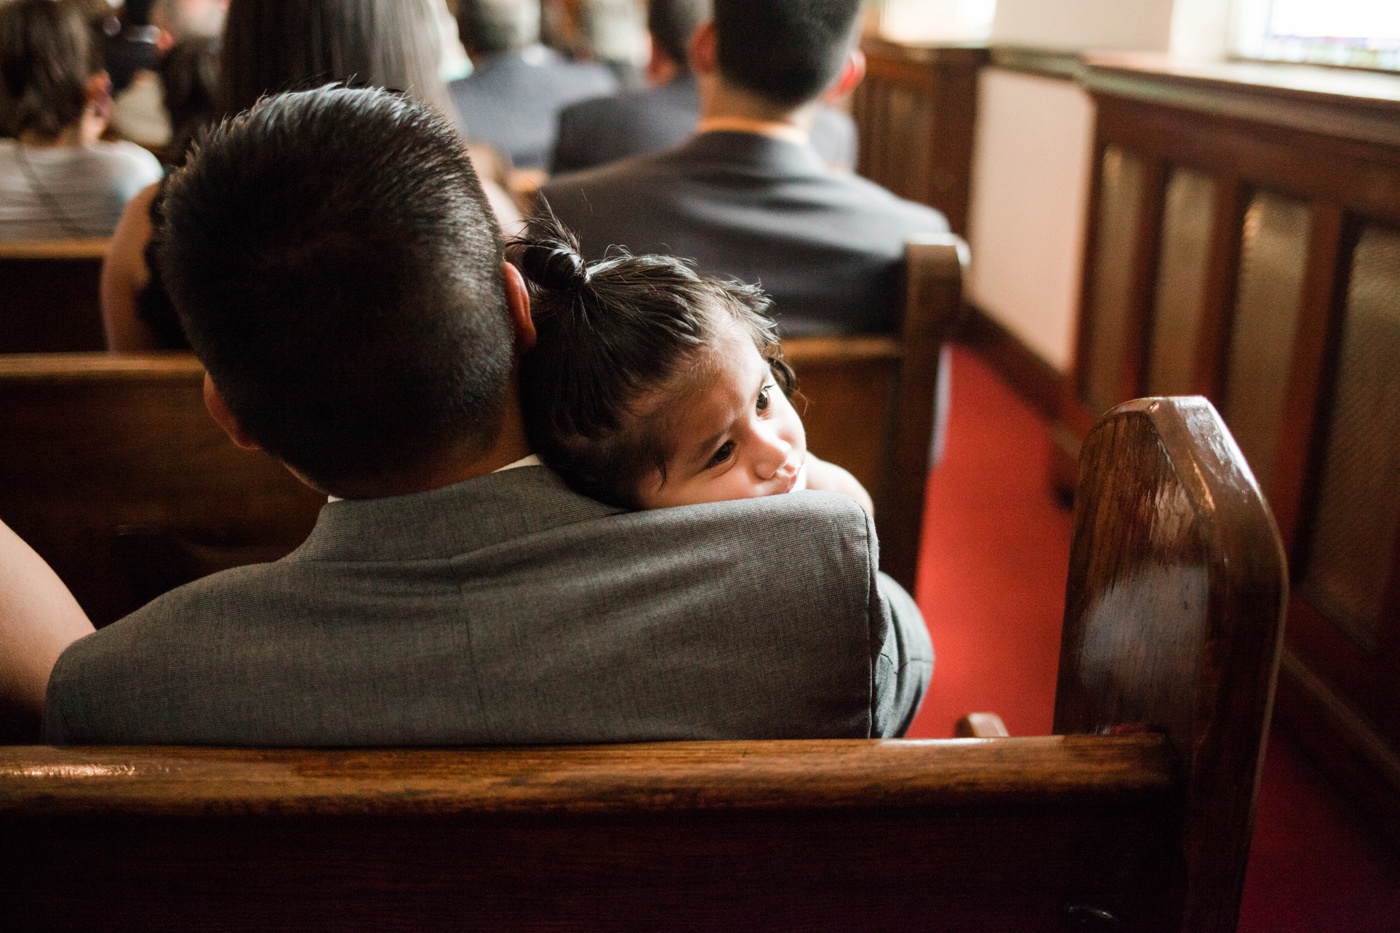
left=1234, top=0, right=1400, bottom=72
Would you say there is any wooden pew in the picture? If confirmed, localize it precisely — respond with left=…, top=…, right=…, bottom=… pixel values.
left=784, top=236, right=963, bottom=592
left=0, top=236, right=957, bottom=622
left=0, top=239, right=109, bottom=352
left=0, top=353, right=325, bottom=628
left=0, top=396, right=1287, bottom=932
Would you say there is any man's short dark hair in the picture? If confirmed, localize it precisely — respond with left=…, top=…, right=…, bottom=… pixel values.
left=712, top=0, right=861, bottom=109
left=0, top=0, right=103, bottom=138
left=158, top=85, right=512, bottom=496
left=648, top=0, right=709, bottom=70
left=457, top=0, right=540, bottom=56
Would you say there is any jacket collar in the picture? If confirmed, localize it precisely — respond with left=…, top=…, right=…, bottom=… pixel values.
left=669, top=128, right=829, bottom=178
left=289, top=466, right=620, bottom=563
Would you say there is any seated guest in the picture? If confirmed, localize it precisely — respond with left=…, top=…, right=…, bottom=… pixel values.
left=551, top=0, right=856, bottom=174
left=0, top=0, right=163, bottom=240
left=450, top=0, right=618, bottom=171
left=21, top=85, right=930, bottom=745
left=157, top=34, right=219, bottom=169
left=102, top=0, right=522, bottom=351
left=109, top=0, right=227, bottom=149
left=540, top=0, right=947, bottom=336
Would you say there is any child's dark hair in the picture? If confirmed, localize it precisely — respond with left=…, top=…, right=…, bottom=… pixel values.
left=515, top=213, right=795, bottom=509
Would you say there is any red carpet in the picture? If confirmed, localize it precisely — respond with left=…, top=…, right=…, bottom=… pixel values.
left=910, top=345, right=1400, bottom=930
left=907, top=345, right=1071, bottom=738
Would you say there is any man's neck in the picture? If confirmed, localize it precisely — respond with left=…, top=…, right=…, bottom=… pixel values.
left=17, top=122, right=94, bottom=148
left=696, top=79, right=816, bottom=145
left=323, top=389, right=535, bottom=500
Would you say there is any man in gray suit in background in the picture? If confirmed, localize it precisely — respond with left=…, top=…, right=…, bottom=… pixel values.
left=450, top=0, right=618, bottom=170
left=27, top=85, right=931, bottom=745
left=541, top=0, right=949, bottom=337
left=550, top=0, right=857, bottom=174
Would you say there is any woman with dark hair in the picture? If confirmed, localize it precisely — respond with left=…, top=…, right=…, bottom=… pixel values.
left=0, top=0, right=163, bottom=240
left=102, top=0, right=522, bottom=350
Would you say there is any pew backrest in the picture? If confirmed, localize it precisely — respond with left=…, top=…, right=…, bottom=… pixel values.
left=0, top=396, right=1286, bottom=932
left=783, top=236, right=963, bottom=592
left=0, top=353, right=325, bottom=628
left=0, top=239, right=108, bottom=353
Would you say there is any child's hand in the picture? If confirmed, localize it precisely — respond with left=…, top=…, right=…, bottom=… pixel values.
left=801, top=456, right=874, bottom=514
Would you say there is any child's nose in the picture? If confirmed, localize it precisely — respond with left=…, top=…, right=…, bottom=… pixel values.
left=753, top=430, right=792, bottom=478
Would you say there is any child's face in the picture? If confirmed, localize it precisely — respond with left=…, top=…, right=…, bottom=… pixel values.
left=636, top=333, right=806, bottom=510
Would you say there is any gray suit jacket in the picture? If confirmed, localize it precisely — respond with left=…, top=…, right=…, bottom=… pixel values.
left=551, top=74, right=858, bottom=174
left=44, top=466, right=931, bottom=745
left=539, top=131, right=949, bottom=335
left=450, top=46, right=618, bottom=169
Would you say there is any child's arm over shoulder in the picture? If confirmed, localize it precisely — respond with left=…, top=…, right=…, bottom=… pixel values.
left=801, top=455, right=874, bottom=514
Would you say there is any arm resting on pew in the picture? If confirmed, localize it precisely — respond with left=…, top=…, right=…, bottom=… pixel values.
left=0, top=520, right=94, bottom=740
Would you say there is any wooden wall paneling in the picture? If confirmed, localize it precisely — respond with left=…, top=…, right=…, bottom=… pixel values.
left=1269, top=203, right=1350, bottom=556
left=1120, top=156, right=1168, bottom=405
left=1191, top=177, right=1249, bottom=400
left=854, top=40, right=988, bottom=236
left=921, top=49, right=983, bottom=237
left=1378, top=526, right=1400, bottom=741
left=1086, top=86, right=1400, bottom=229
left=1082, top=146, right=1145, bottom=412
left=1148, top=168, right=1218, bottom=397
left=1068, top=56, right=1400, bottom=842
left=1222, top=191, right=1313, bottom=498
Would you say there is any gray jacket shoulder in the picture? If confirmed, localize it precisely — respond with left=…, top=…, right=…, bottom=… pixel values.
left=44, top=477, right=927, bottom=745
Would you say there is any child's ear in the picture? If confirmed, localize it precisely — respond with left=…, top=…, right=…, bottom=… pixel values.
left=502, top=261, right=536, bottom=351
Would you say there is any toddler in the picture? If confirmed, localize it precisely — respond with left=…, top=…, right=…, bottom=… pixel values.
left=516, top=217, right=872, bottom=512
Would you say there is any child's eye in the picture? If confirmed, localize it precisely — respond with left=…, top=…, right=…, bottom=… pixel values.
left=707, top=441, right=736, bottom=468
left=756, top=384, right=773, bottom=413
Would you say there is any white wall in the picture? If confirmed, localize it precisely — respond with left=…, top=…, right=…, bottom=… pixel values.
left=962, top=0, right=1214, bottom=374
left=965, top=69, right=1095, bottom=372
left=991, top=0, right=1175, bottom=51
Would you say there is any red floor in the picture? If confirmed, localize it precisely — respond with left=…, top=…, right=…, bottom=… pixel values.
left=909, top=345, right=1400, bottom=930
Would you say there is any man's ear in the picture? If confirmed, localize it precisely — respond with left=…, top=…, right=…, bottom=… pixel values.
left=688, top=20, right=718, bottom=77
left=84, top=71, right=113, bottom=121
left=502, top=261, right=536, bottom=352
left=824, top=49, right=866, bottom=102
left=203, top=372, right=261, bottom=451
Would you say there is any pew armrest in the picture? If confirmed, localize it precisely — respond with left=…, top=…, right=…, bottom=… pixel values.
left=954, top=712, right=1010, bottom=738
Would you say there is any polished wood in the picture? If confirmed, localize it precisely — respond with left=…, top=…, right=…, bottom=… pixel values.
left=853, top=39, right=987, bottom=235
left=1270, top=204, right=1349, bottom=557
left=954, top=711, right=1010, bottom=738
left=1057, top=397, right=1287, bottom=931
left=1057, top=56, right=1400, bottom=837
left=1190, top=176, right=1248, bottom=401
left=784, top=237, right=962, bottom=592
left=0, top=239, right=108, bottom=353
left=0, top=396, right=1286, bottom=931
left=0, top=353, right=324, bottom=628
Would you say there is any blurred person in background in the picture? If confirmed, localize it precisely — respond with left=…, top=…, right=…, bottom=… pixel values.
left=102, top=0, right=521, bottom=350
left=0, top=0, right=162, bottom=239
left=105, top=0, right=225, bottom=150
left=552, top=0, right=856, bottom=174
left=450, top=0, right=616, bottom=172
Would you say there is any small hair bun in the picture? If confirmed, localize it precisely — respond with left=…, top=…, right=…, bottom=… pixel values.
left=520, top=240, right=591, bottom=292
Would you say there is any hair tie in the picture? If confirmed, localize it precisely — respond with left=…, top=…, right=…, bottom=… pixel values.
left=521, top=240, right=591, bottom=292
